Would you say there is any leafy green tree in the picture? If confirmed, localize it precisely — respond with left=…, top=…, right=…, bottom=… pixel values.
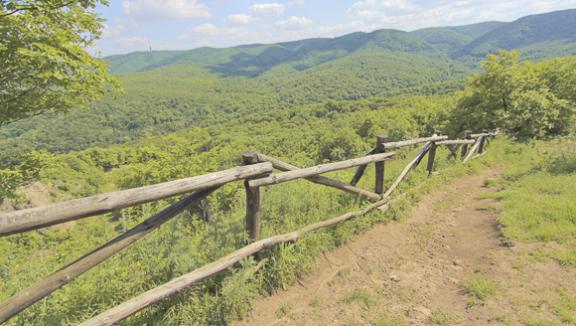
left=451, top=50, right=576, bottom=139
left=0, top=0, right=118, bottom=126
left=0, top=152, right=45, bottom=203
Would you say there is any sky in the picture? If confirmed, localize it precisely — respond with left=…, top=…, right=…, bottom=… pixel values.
left=94, top=0, right=576, bottom=56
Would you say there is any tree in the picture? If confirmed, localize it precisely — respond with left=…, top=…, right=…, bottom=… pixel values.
left=0, top=0, right=118, bottom=126
left=450, top=50, right=576, bottom=140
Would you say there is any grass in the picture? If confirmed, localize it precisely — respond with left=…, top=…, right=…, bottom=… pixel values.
left=374, top=313, right=406, bottom=326
left=483, top=177, right=499, bottom=187
left=340, top=289, right=376, bottom=308
left=309, top=295, right=321, bottom=308
left=431, top=309, right=454, bottom=325
left=275, top=303, right=292, bottom=318
left=494, top=139, right=576, bottom=266
left=463, top=274, right=497, bottom=304
left=552, top=292, right=576, bottom=324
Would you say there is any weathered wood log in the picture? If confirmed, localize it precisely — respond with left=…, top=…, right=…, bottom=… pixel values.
left=470, top=132, right=497, bottom=138
left=426, top=142, right=437, bottom=176
left=248, top=152, right=396, bottom=188
left=436, top=139, right=475, bottom=145
left=80, top=190, right=404, bottom=326
left=252, top=152, right=380, bottom=200
left=243, top=152, right=266, bottom=242
left=468, top=151, right=488, bottom=161
left=0, top=163, right=273, bottom=237
left=349, top=147, right=377, bottom=186
left=478, top=134, right=487, bottom=153
left=379, top=135, right=447, bottom=150
left=0, top=188, right=217, bottom=324
left=460, top=130, right=472, bottom=159
left=375, top=135, right=390, bottom=194
left=379, top=141, right=433, bottom=204
left=78, top=140, right=459, bottom=326
left=463, top=137, right=483, bottom=163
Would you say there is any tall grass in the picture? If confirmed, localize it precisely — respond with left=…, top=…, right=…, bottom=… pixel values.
left=0, top=142, right=496, bottom=325
left=493, top=137, right=576, bottom=266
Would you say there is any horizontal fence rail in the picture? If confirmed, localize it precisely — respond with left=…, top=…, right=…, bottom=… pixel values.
left=0, top=131, right=496, bottom=325
left=0, top=188, right=218, bottom=324
left=248, top=152, right=396, bottom=188
left=470, top=132, right=498, bottom=138
left=436, top=139, right=475, bottom=145
left=379, top=135, right=448, bottom=150
left=246, top=151, right=381, bottom=200
left=0, top=163, right=273, bottom=237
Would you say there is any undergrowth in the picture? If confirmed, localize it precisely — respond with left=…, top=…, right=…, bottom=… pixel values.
left=0, top=141, right=500, bottom=325
left=490, top=137, right=576, bottom=266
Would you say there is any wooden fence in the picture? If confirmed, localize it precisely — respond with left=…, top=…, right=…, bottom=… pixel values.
left=0, top=130, right=496, bottom=325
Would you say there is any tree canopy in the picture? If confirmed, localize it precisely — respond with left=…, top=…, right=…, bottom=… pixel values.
left=0, top=0, right=117, bottom=126
left=450, top=50, right=576, bottom=139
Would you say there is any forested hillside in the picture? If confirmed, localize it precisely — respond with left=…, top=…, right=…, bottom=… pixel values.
left=1, top=10, right=576, bottom=159
left=1, top=4, right=576, bottom=325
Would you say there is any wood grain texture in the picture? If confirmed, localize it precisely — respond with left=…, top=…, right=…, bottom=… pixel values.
left=80, top=194, right=399, bottom=326
left=0, top=188, right=217, bottom=324
left=436, top=139, right=475, bottom=145
left=252, top=152, right=380, bottom=200
left=0, top=163, right=273, bottom=237
left=463, top=137, right=483, bottom=163
left=349, top=147, right=377, bottom=186
left=248, top=152, right=396, bottom=188
left=380, top=136, right=447, bottom=150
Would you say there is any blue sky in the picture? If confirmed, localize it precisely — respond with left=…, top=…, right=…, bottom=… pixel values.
left=94, top=0, right=576, bottom=56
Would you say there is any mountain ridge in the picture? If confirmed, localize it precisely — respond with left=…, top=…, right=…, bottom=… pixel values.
left=106, top=9, right=576, bottom=75
left=2, top=9, right=575, bottom=157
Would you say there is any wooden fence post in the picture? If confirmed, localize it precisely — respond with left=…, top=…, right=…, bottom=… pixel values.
left=243, top=151, right=263, bottom=243
left=374, top=135, right=390, bottom=195
left=460, top=130, right=471, bottom=159
left=478, top=131, right=487, bottom=153
left=427, top=140, right=438, bottom=176
left=447, top=144, right=459, bottom=160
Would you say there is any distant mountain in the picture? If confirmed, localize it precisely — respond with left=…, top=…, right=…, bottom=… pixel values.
left=411, top=22, right=505, bottom=54
left=3, top=9, right=575, bottom=156
left=107, top=29, right=437, bottom=76
left=107, top=9, right=576, bottom=76
left=456, top=9, right=576, bottom=58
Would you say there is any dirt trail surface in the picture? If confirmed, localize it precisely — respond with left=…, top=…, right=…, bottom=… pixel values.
left=237, top=167, right=576, bottom=325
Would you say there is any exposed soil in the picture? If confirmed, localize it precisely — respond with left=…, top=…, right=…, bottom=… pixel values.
left=237, top=167, right=576, bottom=325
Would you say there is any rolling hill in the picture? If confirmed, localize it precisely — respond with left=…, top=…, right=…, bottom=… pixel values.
left=107, top=9, right=576, bottom=76
left=1, top=9, right=575, bottom=157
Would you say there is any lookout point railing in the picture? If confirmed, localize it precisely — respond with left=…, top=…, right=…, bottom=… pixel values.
left=0, top=130, right=496, bottom=325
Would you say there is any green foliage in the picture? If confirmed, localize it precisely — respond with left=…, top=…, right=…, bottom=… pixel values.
left=340, top=289, right=376, bottom=308
left=0, top=0, right=119, bottom=126
left=0, top=152, right=45, bottom=203
left=457, top=9, right=576, bottom=59
left=3, top=9, right=576, bottom=325
left=0, top=92, right=490, bottom=325
left=463, top=274, right=497, bottom=302
left=431, top=310, right=455, bottom=326
left=450, top=50, right=576, bottom=139
left=492, top=138, right=576, bottom=267
left=552, top=292, right=576, bottom=324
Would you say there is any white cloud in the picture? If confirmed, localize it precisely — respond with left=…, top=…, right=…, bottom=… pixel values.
left=98, top=0, right=576, bottom=55
left=347, top=0, right=576, bottom=31
left=349, top=0, right=418, bottom=17
left=276, top=16, right=313, bottom=30
left=226, top=14, right=253, bottom=25
left=122, top=0, right=211, bottom=19
left=188, top=23, right=219, bottom=36
left=250, top=3, right=285, bottom=17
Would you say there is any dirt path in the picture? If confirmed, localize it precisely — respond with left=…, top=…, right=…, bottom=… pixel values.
left=237, top=167, right=576, bottom=325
